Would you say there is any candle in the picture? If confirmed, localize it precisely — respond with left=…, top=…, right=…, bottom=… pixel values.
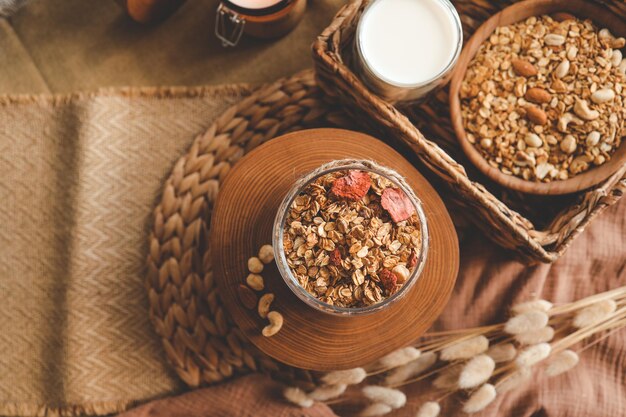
left=355, top=0, right=462, bottom=102
left=227, top=0, right=284, bottom=9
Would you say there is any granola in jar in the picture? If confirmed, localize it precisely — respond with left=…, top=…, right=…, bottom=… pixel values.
left=280, top=167, right=423, bottom=309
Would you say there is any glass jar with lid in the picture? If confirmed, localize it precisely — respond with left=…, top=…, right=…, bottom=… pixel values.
left=272, top=159, right=429, bottom=316
left=215, top=0, right=307, bottom=47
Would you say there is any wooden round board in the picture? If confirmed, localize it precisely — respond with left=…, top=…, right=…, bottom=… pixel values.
left=210, top=128, right=459, bottom=371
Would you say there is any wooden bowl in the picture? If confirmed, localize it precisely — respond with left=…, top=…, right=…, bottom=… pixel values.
left=449, top=0, right=626, bottom=195
left=210, top=128, right=459, bottom=370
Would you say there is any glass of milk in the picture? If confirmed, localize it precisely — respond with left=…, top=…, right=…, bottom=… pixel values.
left=354, top=0, right=463, bottom=103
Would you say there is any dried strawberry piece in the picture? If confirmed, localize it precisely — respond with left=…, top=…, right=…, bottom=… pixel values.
left=407, top=250, right=417, bottom=269
left=330, top=170, right=371, bottom=201
left=379, top=269, right=397, bottom=292
left=381, top=187, right=416, bottom=223
left=329, top=248, right=342, bottom=266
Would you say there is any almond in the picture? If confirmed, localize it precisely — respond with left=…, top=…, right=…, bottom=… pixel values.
left=525, top=87, right=551, bottom=104
left=512, top=59, right=538, bottom=77
left=525, top=106, right=548, bottom=125
left=238, top=284, right=258, bottom=310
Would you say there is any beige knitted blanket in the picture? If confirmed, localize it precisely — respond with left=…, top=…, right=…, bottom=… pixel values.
left=0, top=85, right=250, bottom=416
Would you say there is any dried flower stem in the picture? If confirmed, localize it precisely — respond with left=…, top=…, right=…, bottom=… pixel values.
left=548, top=288, right=626, bottom=316
left=307, top=287, right=626, bottom=415
left=551, top=306, right=626, bottom=353
left=578, top=322, right=626, bottom=353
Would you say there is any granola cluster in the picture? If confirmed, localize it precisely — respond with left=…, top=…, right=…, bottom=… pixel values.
left=282, top=169, right=422, bottom=308
left=461, top=15, right=626, bottom=182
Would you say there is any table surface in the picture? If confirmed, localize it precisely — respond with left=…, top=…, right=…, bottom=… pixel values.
left=0, top=0, right=343, bottom=95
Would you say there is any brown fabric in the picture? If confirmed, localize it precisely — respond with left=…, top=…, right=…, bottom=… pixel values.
left=393, top=200, right=626, bottom=417
left=117, top=375, right=336, bottom=417
left=2, top=0, right=343, bottom=95
left=118, top=196, right=626, bottom=417
left=0, top=85, right=253, bottom=417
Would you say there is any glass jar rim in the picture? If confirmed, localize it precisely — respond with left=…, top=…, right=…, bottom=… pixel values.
left=272, top=159, right=429, bottom=316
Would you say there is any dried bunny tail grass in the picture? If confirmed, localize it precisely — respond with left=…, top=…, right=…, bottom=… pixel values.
left=511, top=299, right=553, bottom=315
left=384, top=351, right=437, bottom=385
left=362, top=386, right=407, bottom=409
left=487, top=343, right=517, bottom=363
left=377, top=347, right=421, bottom=369
left=514, top=326, right=555, bottom=345
left=545, top=350, right=580, bottom=377
left=496, top=367, right=532, bottom=394
left=359, top=403, right=393, bottom=417
left=549, top=287, right=626, bottom=316
left=463, top=384, right=497, bottom=414
left=440, top=335, right=489, bottom=361
left=573, top=300, right=617, bottom=328
left=515, top=343, right=552, bottom=368
left=321, top=368, right=367, bottom=385
left=433, top=364, right=462, bottom=389
left=458, top=354, right=496, bottom=389
left=283, top=387, right=314, bottom=408
left=308, top=384, right=347, bottom=401
left=415, top=401, right=441, bottom=417
left=504, top=310, right=549, bottom=335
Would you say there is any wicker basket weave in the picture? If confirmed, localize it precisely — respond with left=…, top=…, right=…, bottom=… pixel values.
left=312, top=0, right=626, bottom=263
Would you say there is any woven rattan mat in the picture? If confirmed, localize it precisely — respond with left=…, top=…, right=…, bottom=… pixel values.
left=0, top=83, right=253, bottom=416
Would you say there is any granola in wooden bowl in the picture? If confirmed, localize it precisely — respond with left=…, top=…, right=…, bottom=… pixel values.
left=450, top=2, right=626, bottom=195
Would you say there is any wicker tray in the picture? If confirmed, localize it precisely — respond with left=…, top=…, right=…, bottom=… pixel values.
left=312, top=0, right=626, bottom=263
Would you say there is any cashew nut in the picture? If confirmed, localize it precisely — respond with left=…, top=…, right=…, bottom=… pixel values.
left=557, top=112, right=583, bottom=133
left=262, top=311, right=283, bottom=337
left=258, top=293, right=275, bottom=318
left=247, top=256, right=264, bottom=273
left=392, top=264, right=410, bottom=284
left=566, top=46, right=578, bottom=61
left=535, top=163, right=554, bottom=181
left=569, top=156, right=591, bottom=174
left=611, top=50, right=623, bottom=67
left=544, top=33, right=565, bottom=46
left=560, top=135, right=577, bottom=155
left=524, top=133, right=543, bottom=148
left=258, top=244, right=275, bottom=264
left=598, top=28, right=612, bottom=40
left=586, top=131, right=601, bottom=147
left=591, top=89, right=615, bottom=104
left=573, top=99, right=599, bottom=121
left=555, top=59, right=570, bottom=79
left=246, top=273, right=264, bottom=291
left=611, top=37, right=626, bottom=49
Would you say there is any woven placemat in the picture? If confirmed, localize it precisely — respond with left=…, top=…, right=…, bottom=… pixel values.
left=0, top=83, right=260, bottom=417
left=146, top=70, right=354, bottom=387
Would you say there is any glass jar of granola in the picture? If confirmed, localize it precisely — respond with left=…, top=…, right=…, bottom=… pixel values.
left=273, top=159, right=429, bottom=315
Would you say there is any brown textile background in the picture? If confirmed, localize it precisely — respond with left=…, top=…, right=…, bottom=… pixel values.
left=0, top=85, right=252, bottom=416
left=116, top=375, right=335, bottom=417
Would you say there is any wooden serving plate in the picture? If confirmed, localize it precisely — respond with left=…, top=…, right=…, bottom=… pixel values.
left=210, top=128, right=459, bottom=371
left=449, top=0, right=626, bottom=195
